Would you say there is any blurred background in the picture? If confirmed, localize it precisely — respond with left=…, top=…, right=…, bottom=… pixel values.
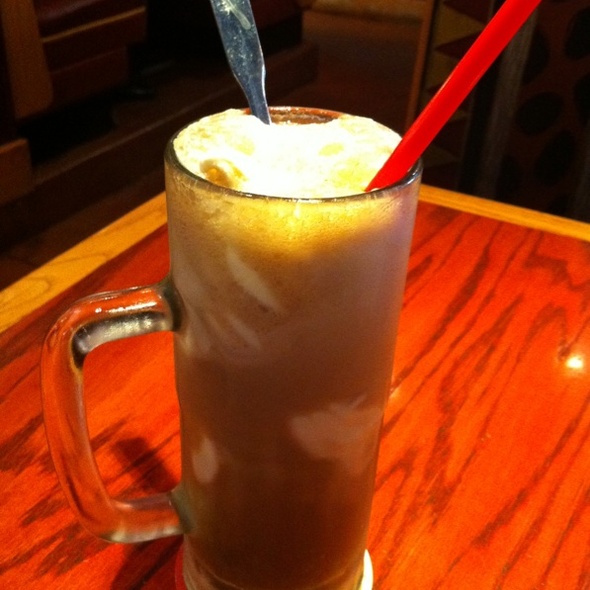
left=0, top=0, right=588, bottom=289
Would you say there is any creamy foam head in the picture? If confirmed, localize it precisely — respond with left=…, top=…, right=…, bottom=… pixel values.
left=173, top=109, right=401, bottom=198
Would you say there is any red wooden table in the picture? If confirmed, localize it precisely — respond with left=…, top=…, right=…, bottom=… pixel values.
left=1, top=187, right=589, bottom=588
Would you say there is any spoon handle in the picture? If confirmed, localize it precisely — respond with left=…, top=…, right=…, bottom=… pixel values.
left=210, top=0, right=271, bottom=124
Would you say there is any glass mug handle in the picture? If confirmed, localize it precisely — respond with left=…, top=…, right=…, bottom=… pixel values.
left=41, top=280, right=184, bottom=543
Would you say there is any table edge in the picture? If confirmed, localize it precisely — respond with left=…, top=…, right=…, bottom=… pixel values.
left=1, top=187, right=588, bottom=333
left=0, top=194, right=167, bottom=334
left=419, top=185, right=590, bottom=242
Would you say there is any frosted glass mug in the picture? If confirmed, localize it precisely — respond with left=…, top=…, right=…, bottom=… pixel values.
left=41, top=107, right=422, bottom=590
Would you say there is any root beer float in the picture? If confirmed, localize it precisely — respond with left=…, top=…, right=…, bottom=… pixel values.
left=165, top=107, right=420, bottom=589
left=41, top=106, right=420, bottom=590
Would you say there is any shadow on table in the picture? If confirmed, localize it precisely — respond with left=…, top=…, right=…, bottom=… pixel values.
left=110, top=435, right=182, bottom=588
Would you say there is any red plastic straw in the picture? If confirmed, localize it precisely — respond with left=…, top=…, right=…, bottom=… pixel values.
left=366, top=0, right=542, bottom=191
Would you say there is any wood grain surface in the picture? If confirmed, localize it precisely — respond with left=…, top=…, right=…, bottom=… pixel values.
left=1, top=197, right=590, bottom=588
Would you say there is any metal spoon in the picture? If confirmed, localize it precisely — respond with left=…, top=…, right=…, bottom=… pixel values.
left=210, top=0, right=271, bottom=124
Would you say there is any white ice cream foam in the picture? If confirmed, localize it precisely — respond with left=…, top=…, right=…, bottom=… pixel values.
left=225, top=246, right=283, bottom=313
left=191, top=436, right=219, bottom=484
left=173, top=109, right=401, bottom=198
left=289, top=399, right=383, bottom=475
